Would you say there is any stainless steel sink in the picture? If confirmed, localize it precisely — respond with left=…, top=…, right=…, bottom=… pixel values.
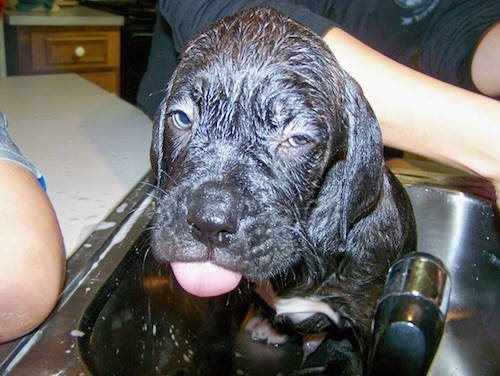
left=0, top=169, right=498, bottom=376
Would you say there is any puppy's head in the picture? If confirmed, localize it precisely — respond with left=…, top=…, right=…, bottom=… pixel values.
left=151, top=7, right=384, bottom=297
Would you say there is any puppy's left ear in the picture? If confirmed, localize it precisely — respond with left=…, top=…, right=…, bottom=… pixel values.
left=338, top=74, right=384, bottom=240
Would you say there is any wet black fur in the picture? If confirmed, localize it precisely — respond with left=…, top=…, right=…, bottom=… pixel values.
left=150, top=7, right=416, bottom=375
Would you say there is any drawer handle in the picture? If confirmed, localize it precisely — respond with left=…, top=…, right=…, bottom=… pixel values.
left=74, top=46, right=86, bottom=58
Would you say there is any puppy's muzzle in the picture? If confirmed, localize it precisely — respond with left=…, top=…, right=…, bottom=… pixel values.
left=167, top=181, right=245, bottom=298
left=187, top=181, right=241, bottom=250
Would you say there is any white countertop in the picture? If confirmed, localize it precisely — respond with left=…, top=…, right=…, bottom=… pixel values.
left=0, top=74, right=152, bottom=257
left=4, top=5, right=124, bottom=26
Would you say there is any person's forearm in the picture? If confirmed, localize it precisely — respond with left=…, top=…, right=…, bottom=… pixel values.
left=323, top=27, right=500, bottom=189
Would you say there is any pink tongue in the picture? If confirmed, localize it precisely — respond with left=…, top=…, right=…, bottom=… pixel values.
left=170, top=261, right=242, bottom=297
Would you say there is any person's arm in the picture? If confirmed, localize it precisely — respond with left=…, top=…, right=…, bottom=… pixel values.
left=0, top=114, right=66, bottom=344
left=471, top=21, right=500, bottom=98
left=323, top=27, right=500, bottom=205
left=0, top=160, right=65, bottom=343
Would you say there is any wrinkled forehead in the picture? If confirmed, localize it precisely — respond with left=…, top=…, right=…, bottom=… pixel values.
left=166, top=11, right=344, bottom=130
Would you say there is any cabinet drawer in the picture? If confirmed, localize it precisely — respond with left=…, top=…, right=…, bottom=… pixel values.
left=5, top=25, right=121, bottom=95
left=79, top=71, right=119, bottom=94
left=31, top=31, right=119, bottom=72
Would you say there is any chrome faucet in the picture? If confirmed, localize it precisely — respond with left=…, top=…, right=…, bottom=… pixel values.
left=367, top=252, right=451, bottom=376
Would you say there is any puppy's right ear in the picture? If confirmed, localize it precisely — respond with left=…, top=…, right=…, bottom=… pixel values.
left=150, top=101, right=168, bottom=183
left=337, top=74, right=384, bottom=241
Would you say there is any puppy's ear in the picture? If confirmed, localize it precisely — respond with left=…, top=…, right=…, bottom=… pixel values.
left=338, top=74, right=384, bottom=240
left=150, top=101, right=168, bottom=182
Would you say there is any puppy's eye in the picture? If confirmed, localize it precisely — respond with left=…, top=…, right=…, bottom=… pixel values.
left=284, top=134, right=311, bottom=148
left=170, top=111, right=192, bottom=130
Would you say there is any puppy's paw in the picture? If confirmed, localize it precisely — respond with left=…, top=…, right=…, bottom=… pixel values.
left=302, top=332, right=328, bottom=358
left=245, top=314, right=290, bottom=346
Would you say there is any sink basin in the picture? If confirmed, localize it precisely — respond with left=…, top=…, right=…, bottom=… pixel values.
left=0, top=170, right=498, bottom=375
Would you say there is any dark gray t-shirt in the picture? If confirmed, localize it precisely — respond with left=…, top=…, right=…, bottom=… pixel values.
left=137, top=0, right=499, bottom=117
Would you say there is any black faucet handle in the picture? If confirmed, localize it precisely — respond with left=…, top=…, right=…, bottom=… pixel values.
left=367, top=252, right=451, bottom=376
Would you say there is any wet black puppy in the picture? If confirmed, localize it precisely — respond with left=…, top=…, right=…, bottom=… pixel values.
left=150, top=7, right=416, bottom=375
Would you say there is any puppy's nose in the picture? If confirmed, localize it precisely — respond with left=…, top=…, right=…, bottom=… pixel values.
left=187, top=209, right=237, bottom=248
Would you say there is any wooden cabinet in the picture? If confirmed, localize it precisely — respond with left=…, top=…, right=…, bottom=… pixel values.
left=5, top=25, right=120, bottom=94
